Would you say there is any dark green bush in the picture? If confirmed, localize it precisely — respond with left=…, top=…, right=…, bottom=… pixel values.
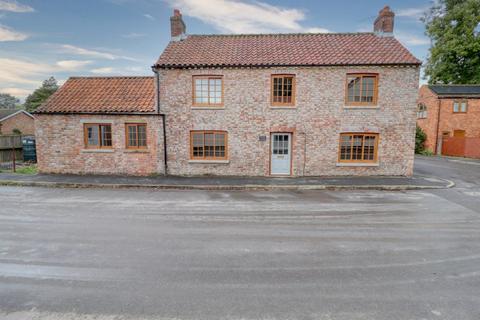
left=415, top=126, right=427, bottom=154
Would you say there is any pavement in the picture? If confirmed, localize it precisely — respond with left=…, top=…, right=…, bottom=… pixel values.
left=0, top=167, right=453, bottom=191
left=0, top=155, right=479, bottom=320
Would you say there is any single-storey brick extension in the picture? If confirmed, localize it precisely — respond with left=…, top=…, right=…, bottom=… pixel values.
left=35, top=6, right=421, bottom=176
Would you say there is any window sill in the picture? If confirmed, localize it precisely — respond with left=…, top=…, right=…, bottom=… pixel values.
left=124, top=149, right=149, bottom=153
left=336, top=162, right=379, bottom=167
left=270, top=106, right=296, bottom=109
left=343, top=105, right=379, bottom=110
left=192, top=106, right=225, bottom=110
left=81, top=149, right=114, bottom=153
left=189, top=160, right=230, bottom=164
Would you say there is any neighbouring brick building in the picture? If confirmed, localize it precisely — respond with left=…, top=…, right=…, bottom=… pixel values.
left=417, top=85, right=480, bottom=158
left=35, top=6, right=421, bottom=176
left=0, top=109, right=35, bottom=136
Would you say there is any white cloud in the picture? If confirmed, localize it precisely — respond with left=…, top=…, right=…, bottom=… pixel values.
left=122, top=32, right=145, bottom=39
left=164, top=0, right=329, bottom=34
left=0, top=0, right=34, bottom=13
left=60, top=44, right=137, bottom=61
left=0, top=57, right=93, bottom=99
left=395, top=32, right=430, bottom=46
left=143, top=14, right=154, bottom=20
left=0, top=87, right=31, bottom=97
left=396, top=7, right=428, bottom=19
left=0, top=24, right=27, bottom=41
left=305, top=27, right=330, bottom=34
left=56, top=60, right=93, bottom=70
left=90, top=67, right=116, bottom=74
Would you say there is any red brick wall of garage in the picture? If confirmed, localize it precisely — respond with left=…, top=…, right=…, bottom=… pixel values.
left=159, top=65, right=420, bottom=177
left=417, top=86, right=480, bottom=153
left=0, top=112, right=35, bottom=136
left=35, top=114, right=164, bottom=176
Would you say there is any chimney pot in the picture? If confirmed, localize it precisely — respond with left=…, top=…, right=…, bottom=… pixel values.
left=170, top=9, right=186, bottom=40
left=374, top=5, right=395, bottom=35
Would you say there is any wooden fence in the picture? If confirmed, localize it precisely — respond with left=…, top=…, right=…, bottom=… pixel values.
left=0, top=135, right=23, bottom=163
left=442, top=137, right=480, bottom=159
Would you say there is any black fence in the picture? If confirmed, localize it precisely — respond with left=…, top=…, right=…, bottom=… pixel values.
left=0, top=135, right=36, bottom=171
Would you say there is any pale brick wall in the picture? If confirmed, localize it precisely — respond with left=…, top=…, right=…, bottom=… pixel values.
left=35, top=114, right=164, bottom=176
left=159, top=66, right=420, bottom=177
left=0, top=112, right=35, bottom=135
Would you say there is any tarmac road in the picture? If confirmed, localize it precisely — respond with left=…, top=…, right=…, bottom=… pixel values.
left=0, top=156, right=479, bottom=320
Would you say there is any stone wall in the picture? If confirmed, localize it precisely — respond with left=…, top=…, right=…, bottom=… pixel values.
left=35, top=114, right=164, bottom=176
left=159, top=66, right=419, bottom=176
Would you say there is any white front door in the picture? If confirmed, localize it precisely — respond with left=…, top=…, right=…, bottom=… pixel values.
left=271, top=133, right=292, bottom=175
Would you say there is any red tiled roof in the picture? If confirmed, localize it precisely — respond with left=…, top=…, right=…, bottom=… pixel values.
left=35, top=77, right=156, bottom=114
left=156, top=33, right=421, bottom=68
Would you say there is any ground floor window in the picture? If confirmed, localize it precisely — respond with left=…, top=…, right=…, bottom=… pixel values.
left=190, top=131, right=227, bottom=160
left=84, top=123, right=112, bottom=148
left=339, top=133, right=379, bottom=163
left=126, top=123, right=147, bottom=149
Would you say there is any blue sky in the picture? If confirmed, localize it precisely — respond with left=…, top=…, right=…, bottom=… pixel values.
left=0, top=0, right=432, bottom=100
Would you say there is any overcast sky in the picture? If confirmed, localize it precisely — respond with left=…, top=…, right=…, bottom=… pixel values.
left=0, top=0, right=432, bottom=100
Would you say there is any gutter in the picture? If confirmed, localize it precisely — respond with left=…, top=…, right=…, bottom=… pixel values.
left=435, top=98, right=442, bottom=155
left=152, top=66, right=168, bottom=175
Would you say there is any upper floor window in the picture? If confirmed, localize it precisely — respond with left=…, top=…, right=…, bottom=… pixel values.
left=193, top=76, right=223, bottom=107
left=453, top=100, right=467, bottom=113
left=271, top=75, right=295, bottom=106
left=190, top=131, right=228, bottom=160
left=84, top=123, right=112, bottom=149
left=417, top=103, right=427, bottom=119
left=339, top=133, right=379, bottom=163
left=345, top=74, right=378, bottom=106
left=126, top=123, right=147, bottom=149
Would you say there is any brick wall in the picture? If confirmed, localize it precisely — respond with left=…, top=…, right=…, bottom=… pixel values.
left=417, top=85, right=440, bottom=152
left=35, top=114, right=164, bottom=176
left=417, top=85, right=480, bottom=153
left=159, top=66, right=419, bottom=176
left=0, top=112, right=35, bottom=135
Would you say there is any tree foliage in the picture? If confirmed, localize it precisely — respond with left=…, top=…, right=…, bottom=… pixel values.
left=0, top=93, right=20, bottom=109
left=415, top=126, right=427, bottom=154
left=24, top=77, right=59, bottom=112
left=423, top=0, right=480, bottom=84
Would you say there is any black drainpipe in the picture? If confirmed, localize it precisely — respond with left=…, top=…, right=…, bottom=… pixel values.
left=152, top=66, right=168, bottom=175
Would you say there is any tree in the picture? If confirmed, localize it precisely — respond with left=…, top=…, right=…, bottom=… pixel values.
left=24, top=77, right=59, bottom=112
left=0, top=93, right=20, bottom=109
left=415, top=126, right=427, bottom=154
left=422, top=0, right=480, bottom=84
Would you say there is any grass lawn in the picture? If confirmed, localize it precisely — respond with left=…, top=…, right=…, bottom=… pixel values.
left=0, top=164, right=37, bottom=174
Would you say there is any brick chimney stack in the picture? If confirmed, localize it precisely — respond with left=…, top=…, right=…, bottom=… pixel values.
left=170, top=9, right=186, bottom=40
left=374, top=6, right=395, bottom=35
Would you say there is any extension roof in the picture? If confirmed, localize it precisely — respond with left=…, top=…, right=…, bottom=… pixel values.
left=35, top=77, right=156, bottom=114
left=0, top=109, right=33, bottom=122
left=429, top=85, right=480, bottom=98
left=155, top=33, right=421, bottom=69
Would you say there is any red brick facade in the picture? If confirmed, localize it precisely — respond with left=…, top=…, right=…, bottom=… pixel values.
left=417, top=85, right=480, bottom=154
left=0, top=111, right=35, bottom=136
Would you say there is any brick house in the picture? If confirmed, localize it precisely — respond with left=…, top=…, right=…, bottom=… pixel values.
left=417, top=85, right=480, bottom=158
left=35, top=6, right=421, bottom=176
left=0, top=109, right=35, bottom=136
